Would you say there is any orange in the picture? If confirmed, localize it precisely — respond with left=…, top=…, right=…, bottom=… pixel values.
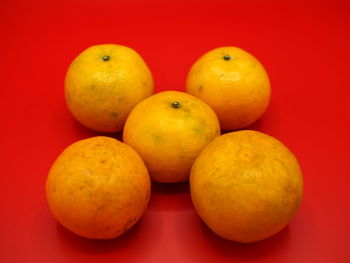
left=65, top=44, right=154, bottom=132
left=190, top=130, right=303, bottom=243
left=186, top=47, right=271, bottom=131
left=123, top=91, right=220, bottom=183
left=46, top=136, right=151, bottom=239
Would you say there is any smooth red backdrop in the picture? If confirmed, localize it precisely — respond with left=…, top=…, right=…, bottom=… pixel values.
left=1, top=0, right=350, bottom=262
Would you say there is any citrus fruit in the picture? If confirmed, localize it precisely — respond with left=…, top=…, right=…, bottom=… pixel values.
left=65, top=44, right=154, bottom=132
left=123, top=91, right=220, bottom=183
left=46, top=136, right=151, bottom=239
left=186, top=47, right=271, bottom=131
left=190, top=130, right=303, bottom=243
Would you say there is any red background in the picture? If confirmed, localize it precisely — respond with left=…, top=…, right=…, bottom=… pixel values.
left=1, top=0, right=350, bottom=262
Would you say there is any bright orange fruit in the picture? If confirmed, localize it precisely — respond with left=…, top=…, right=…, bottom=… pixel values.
left=46, top=136, right=150, bottom=239
left=190, top=130, right=303, bottom=243
left=186, top=47, right=271, bottom=131
left=65, top=44, right=154, bottom=132
left=123, top=91, right=220, bottom=183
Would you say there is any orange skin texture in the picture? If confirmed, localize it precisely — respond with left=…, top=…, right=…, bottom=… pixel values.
left=123, top=91, right=221, bottom=183
left=65, top=44, right=154, bottom=133
left=186, top=47, right=271, bottom=131
left=190, top=130, right=303, bottom=243
left=46, top=136, right=151, bottom=239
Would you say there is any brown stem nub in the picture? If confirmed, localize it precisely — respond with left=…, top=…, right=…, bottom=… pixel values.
left=171, top=101, right=181, bottom=109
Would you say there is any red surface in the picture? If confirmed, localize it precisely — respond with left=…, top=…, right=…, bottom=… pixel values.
left=1, top=0, right=350, bottom=262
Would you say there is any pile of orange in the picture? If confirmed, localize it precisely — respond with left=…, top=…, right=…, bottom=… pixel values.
left=46, top=44, right=303, bottom=243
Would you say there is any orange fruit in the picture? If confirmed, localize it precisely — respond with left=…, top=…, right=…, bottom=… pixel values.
left=186, top=47, right=271, bottom=131
left=46, top=136, right=151, bottom=239
left=190, top=130, right=303, bottom=243
left=123, top=91, right=220, bottom=183
left=65, top=44, right=154, bottom=132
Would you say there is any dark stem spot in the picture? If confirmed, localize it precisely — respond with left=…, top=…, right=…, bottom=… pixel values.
left=102, top=55, right=110, bottom=61
left=223, top=55, right=231, bottom=60
left=171, top=101, right=181, bottom=109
